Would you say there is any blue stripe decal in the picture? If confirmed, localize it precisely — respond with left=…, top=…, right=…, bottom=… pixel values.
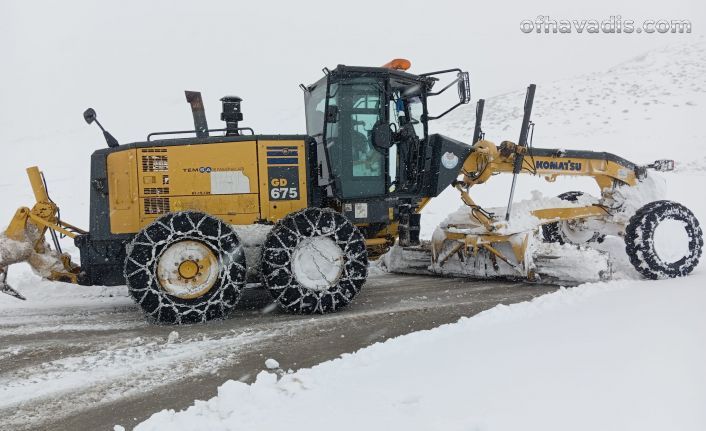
left=267, top=150, right=299, bottom=157
left=267, top=157, right=299, bottom=165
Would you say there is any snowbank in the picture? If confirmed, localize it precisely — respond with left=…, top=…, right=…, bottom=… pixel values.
left=134, top=271, right=706, bottom=431
left=0, top=261, right=129, bottom=310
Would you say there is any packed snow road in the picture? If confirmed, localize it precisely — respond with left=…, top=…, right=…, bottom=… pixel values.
left=0, top=272, right=555, bottom=431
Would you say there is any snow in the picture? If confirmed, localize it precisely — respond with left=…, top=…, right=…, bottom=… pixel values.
left=264, top=358, right=279, bottom=370
left=167, top=331, right=180, bottom=344
left=134, top=272, right=706, bottom=431
left=653, top=218, right=691, bottom=263
left=290, top=236, right=344, bottom=290
left=0, top=327, right=277, bottom=411
left=0, top=268, right=129, bottom=309
left=437, top=189, right=596, bottom=235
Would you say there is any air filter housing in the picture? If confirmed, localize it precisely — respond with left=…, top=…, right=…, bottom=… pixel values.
left=220, top=96, right=243, bottom=136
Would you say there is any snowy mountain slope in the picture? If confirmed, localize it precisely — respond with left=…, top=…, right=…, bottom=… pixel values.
left=437, top=40, right=706, bottom=163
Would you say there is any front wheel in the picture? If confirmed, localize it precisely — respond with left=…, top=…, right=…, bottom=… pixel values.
left=261, top=208, right=368, bottom=314
left=625, top=200, right=703, bottom=279
left=124, top=211, right=247, bottom=324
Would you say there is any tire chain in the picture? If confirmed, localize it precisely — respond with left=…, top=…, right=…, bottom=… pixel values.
left=124, top=211, right=246, bottom=324
left=625, top=200, right=703, bottom=279
left=262, top=208, right=368, bottom=314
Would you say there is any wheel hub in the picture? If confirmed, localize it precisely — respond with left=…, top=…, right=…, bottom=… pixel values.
left=291, top=236, right=344, bottom=291
left=156, top=240, right=219, bottom=299
left=178, top=260, right=200, bottom=279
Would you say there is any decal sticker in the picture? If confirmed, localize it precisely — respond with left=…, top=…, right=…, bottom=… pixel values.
left=210, top=170, right=250, bottom=194
left=354, top=203, right=368, bottom=219
left=267, top=146, right=299, bottom=165
left=268, top=166, right=300, bottom=201
left=535, top=160, right=583, bottom=171
left=441, top=151, right=459, bottom=170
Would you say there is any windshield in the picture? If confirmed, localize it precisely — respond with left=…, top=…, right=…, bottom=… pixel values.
left=325, top=77, right=386, bottom=199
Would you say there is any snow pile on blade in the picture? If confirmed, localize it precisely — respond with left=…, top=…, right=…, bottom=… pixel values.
left=132, top=273, right=706, bottom=431
left=380, top=240, right=612, bottom=285
left=438, top=190, right=597, bottom=235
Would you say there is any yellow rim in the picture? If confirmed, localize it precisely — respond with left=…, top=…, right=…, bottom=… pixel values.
left=156, top=240, right=219, bottom=299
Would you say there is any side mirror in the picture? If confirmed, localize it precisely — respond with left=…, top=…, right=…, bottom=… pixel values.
left=82, top=107, right=120, bottom=148
left=457, top=71, right=471, bottom=104
left=371, top=121, right=393, bottom=149
left=325, top=105, right=339, bottom=123
left=83, top=108, right=97, bottom=125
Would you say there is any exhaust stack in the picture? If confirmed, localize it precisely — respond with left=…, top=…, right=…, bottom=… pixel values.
left=184, top=91, right=209, bottom=138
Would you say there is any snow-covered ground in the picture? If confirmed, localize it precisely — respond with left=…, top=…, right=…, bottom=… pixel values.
left=134, top=274, right=706, bottom=431
left=132, top=42, right=706, bottom=430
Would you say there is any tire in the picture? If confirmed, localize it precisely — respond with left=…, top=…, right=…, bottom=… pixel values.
left=625, top=200, right=703, bottom=279
left=124, top=211, right=246, bottom=324
left=261, top=208, right=368, bottom=314
left=542, top=191, right=605, bottom=245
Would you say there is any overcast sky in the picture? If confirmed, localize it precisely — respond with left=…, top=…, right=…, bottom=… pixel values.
left=1, top=0, right=704, bottom=145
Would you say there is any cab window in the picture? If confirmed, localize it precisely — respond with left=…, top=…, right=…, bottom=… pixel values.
left=325, top=77, right=386, bottom=198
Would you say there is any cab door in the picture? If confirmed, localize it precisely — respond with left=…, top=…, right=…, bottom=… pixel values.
left=324, top=77, right=387, bottom=200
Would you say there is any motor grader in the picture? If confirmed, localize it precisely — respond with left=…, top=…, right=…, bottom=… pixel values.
left=0, top=60, right=702, bottom=324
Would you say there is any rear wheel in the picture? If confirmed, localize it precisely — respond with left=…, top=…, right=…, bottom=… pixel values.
left=625, top=200, right=702, bottom=279
left=542, top=191, right=605, bottom=245
left=124, top=211, right=246, bottom=324
left=261, top=208, right=368, bottom=314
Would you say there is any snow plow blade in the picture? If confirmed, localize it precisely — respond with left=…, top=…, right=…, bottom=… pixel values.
left=383, top=241, right=611, bottom=286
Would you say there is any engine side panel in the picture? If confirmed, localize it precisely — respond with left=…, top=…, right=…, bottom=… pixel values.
left=103, top=139, right=312, bottom=235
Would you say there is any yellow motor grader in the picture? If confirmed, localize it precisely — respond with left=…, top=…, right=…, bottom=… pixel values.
left=0, top=60, right=701, bottom=324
